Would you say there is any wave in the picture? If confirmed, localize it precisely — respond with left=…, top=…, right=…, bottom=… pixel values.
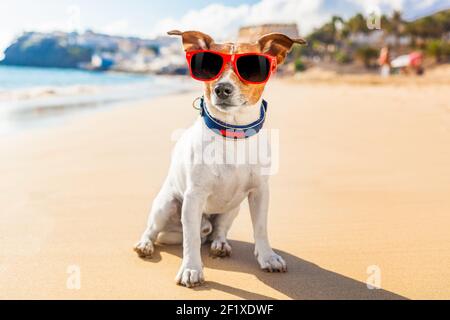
left=0, top=85, right=100, bottom=101
left=0, top=75, right=195, bottom=135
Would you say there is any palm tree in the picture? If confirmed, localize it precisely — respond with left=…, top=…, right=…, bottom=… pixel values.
left=331, top=16, right=345, bottom=42
left=345, top=13, right=368, bottom=34
left=390, top=10, right=405, bottom=49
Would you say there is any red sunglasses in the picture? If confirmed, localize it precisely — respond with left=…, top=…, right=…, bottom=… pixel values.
left=186, top=50, right=277, bottom=84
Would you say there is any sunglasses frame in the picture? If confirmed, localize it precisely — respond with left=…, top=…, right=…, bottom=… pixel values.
left=186, top=50, right=278, bottom=85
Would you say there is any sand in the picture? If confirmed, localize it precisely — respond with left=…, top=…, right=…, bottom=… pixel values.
left=1, top=76, right=450, bottom=300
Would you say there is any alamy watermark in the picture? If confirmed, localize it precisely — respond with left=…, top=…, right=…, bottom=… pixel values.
left=367, top=12, right=382, bottom=30
left=66, top=265, right=81, bottom=290
left=171, top=128, right=280, bottom=176
left=67, top=5, right=82, bottom=32
left=366, top=265, right=382, bottom=290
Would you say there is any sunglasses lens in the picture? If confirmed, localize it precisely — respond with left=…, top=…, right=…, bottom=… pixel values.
left=191, top=52, right=223, bottom=80
left=236, top=55, right=271, bottom=83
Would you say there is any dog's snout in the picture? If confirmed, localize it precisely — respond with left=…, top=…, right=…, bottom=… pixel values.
left=214, top=83, right=234, bottom=100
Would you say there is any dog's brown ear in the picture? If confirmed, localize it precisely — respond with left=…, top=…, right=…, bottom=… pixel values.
left=258, top=33, right=307, bottom=65
left=167, top=30, right=215, bottom=52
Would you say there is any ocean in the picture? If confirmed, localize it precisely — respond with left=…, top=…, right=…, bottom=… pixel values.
left=0, top=65, right=193, bottom=134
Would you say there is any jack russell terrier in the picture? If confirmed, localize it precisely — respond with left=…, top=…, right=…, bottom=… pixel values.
left=134, top=30, right=306, bottom=288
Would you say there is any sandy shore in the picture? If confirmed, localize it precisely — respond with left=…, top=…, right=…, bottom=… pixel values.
left=1, top=77, right=450, bottom=299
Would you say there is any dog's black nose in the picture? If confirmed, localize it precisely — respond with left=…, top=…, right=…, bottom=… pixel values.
left=214, top=83, right=234, bottom=100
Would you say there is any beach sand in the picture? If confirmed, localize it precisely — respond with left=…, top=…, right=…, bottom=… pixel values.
left=1, top=76, right=450, bottom=300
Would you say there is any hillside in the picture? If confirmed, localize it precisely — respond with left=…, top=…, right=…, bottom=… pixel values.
left=0, top=31, right=181, bottom=73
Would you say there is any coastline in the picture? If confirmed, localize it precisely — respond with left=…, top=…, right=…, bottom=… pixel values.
left=0, top=78, right=450, bottom=299
left=0, top=67, right=196, bottom=135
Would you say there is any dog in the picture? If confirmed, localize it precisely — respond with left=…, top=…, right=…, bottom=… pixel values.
left=134, top=30, right=306, bottom=288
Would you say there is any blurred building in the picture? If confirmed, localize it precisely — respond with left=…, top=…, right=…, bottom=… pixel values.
left=238, top=23, right=300, bottom=42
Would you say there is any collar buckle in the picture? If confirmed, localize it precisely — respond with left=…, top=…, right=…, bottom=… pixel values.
left=192, top=96, right=203, bottom=115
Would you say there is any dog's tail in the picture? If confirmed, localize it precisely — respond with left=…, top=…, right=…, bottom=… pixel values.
left=156, top=215, right=213, bottom=245
left=156, top=231, right=183, bottom=245
left=201, top=215, right=213, bottom=238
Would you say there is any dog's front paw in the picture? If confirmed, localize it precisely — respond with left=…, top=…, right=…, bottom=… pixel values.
left=210, top=239, right=232, bottom=258
left=175, top=265, right=204, bottom=288
left=134, top=239, right=154, bottom=258
left=257, top=252, right=287, bottom=273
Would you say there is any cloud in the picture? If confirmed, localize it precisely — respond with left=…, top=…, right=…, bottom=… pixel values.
left=0, top=19, right=71, bottom=55
left=151, top=0, right=327, bottom=40
left=151, top=0, right=448, bottom=40
left=98, top=19, right=131, bottom=36
left=349, top=0, right=405, bottom=13
left=347, top=0, right=448, bottom=19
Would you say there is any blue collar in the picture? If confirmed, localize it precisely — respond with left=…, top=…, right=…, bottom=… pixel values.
left=199, top=97, right=268, bottom=139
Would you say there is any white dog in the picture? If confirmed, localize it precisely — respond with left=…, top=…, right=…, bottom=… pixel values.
left=134, top=30, right=305, bottom=288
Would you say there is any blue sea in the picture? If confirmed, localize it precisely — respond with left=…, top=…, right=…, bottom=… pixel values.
left=0, top=65, right=151, bottom=90
left=0, top=65, right=193, bottom=134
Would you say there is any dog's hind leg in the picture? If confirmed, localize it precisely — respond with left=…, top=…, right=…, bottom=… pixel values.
left=209, top=207, right=240, bottom=258
left=134, top=185, right=180, bottom=258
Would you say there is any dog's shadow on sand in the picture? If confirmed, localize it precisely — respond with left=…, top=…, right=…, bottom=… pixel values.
left=143, top=240, right=407, bottom=300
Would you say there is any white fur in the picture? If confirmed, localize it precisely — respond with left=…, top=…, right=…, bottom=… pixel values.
left=135, top=73, right=286, bottom=288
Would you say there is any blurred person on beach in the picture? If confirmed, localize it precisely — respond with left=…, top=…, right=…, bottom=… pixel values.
left=409, top=51, right=424, bottom=75
left=391, top=51, right=425, bottom=76
left=378, top=46, right=391, bottom=77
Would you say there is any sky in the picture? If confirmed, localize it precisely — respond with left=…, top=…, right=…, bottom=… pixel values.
left=0, top=0, right=449, bottom=53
